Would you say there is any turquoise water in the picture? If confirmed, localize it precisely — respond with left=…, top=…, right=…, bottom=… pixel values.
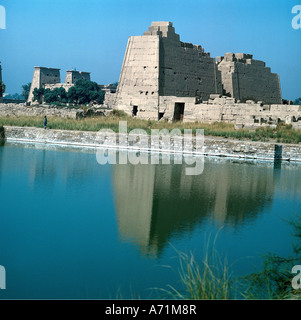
left=0, top=142, right=300, bottom=299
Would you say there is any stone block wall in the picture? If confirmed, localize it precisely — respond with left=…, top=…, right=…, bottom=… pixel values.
left=181, top=98, right=301, bottom=127
left=159, top=35, right=222, bottom=101
left=114, top=35, right=160, bottom=120
left=28, top=67, right=61, bottom=102
left=65, top=70, right=91, bottom=84
left=28, top=67, right=91, bottom=104
left=217, top=53, right=282, bottom=104
left=44, top=83, right=74, bottom=92
left=115, top=21, right=223, bottom=119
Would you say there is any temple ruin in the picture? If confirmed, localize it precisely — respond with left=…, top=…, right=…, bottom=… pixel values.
left=114, top=22, right=286, bottom=124
left=27, top=67, right=91, bottom=103
left=217, top=53, right=281, bottom=104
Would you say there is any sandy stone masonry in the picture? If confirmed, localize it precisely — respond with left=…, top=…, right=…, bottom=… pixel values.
left=115, top=21, right=223, bottom=120
left=114, top=21, right=288, bottom=124
left=217, top=53, right=281, bottom=104
left=28, top=67, right=91, bottom=103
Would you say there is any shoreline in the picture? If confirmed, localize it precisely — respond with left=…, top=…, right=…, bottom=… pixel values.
left=3, top=125, right=301, bottom=163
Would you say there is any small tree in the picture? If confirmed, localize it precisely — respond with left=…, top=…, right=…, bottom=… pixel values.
left=67, top=79, right=105, bottom=105
left=32, top=87, right=45, bottom=104
left=22, top=83, right=32, bottom=100
left=293, top=97, right=301, bottom=105
left=44, top=87, right=67, bottom=104
left=43, top=89, right=58, bottom=103
left=0, top=81, right=5, bottom=98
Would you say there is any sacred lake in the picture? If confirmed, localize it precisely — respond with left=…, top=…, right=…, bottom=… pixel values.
left=0, top=142, right=300, bottom=299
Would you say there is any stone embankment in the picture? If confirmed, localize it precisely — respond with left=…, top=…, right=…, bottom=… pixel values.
left=0, top=103, right=107, bottom=119
left=3, top=126, right=301, bottom=162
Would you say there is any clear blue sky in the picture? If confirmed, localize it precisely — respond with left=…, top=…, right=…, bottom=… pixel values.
left=1, top=0, right=300, bottom=100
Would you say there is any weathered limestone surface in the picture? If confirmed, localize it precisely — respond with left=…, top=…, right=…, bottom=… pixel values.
left=115, top=22, right=283, bottom=121
left=115, top=21, right=222, bottom=119
left=65, top=70, right=90, bottom=84
left=157, top=23, right=222, bottom=100
left=114, top=35, right=160, bottom=119
left=44, top=83, right=74, bottom=92
left=28, top=67, right=61, bottom=103
left=28, top=67, right=91, bottom=103
left=156, top=96, right=301, bottom=127
left=217, top=53, right=282, bottom=104
left=0, top=103, right=105, bottom=119
left=181, top=99, right=301, bottom=128
left=3, top=126, right=301, bottom=162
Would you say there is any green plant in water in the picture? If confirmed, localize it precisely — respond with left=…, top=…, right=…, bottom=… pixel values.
left=159, top=232, right=234, bottom=300
left=242, top=214, right=301, bottom=300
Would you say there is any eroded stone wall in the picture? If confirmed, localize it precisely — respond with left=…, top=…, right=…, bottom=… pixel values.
left=65, top=70, right=90, bottom=84
left=28, top=67, right=92, bottom=104
left=217, top=53, right=282, bottom=104
left=114, top=35, right=160, bottom=119
left=28, top=67, right=61, bottom=102
left=157, top=23, right=222, bottom=100
left=158, top=95, right=301, bottom=127
left=115, top=21, right=222, bottom=119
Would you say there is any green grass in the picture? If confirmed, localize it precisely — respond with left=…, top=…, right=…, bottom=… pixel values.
left=156, top=233, right=234, bottom=300
left=0, top=114, right=301, bottom=144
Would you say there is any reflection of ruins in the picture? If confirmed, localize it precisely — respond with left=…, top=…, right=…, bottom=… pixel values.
left=0, top=144, right=107, bottom=193
left=113, top=159, right=276, bottom=257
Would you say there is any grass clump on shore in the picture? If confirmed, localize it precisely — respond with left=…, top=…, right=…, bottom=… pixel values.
left=157, top=233, right=234, bottom=300
left=0, top=114, right=301, bottom=144
left=165, top=250, right=233, bottom=299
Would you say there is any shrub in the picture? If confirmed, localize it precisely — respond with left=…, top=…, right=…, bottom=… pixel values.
left=0, top=125, right=4, bottom=139
left=67, top=79, right=105, bottom=104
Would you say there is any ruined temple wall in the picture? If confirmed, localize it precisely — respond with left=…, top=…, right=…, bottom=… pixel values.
left=28, top=67, right=61, bottom=102
left=159, top=38, right=223, bottom=100
left=217, top=54, right=282, bottom=104
left=28, top=68, right=41, bottom=102
left=65, top=71, right=90, bottom=84
left=115, top=22, right=223, bottom=119
left=44, top=83, right=74, bottom=92
left=182, top=100, right=301, bottom=125
left=114, top=35, right=160, bottom=120
left=158, top=96, right=197, bottom=120
left=39, top=68, right=61, bottom=89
